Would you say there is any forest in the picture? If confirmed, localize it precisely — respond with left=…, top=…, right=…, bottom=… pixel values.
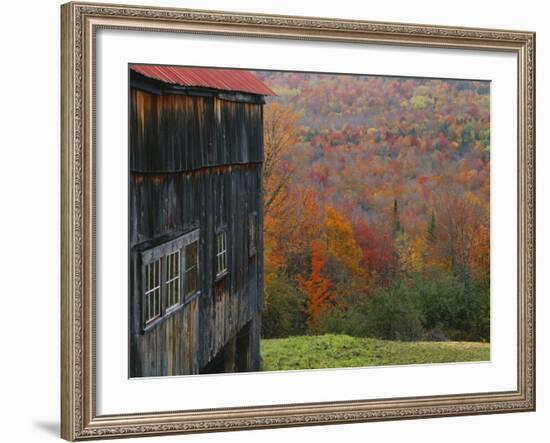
left=255, top=70, right=491, bottom=350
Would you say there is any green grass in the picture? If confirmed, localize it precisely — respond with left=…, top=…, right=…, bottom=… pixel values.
left=260, top=334, right=490, bottom=371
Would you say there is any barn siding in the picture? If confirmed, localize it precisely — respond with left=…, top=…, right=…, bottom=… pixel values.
left=130, top=84, right=264, bottom=377
left=130, top=89, right=263, bottom=172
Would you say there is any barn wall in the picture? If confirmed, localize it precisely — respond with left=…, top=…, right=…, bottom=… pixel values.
left=130, top=88, right=263, bottom=173
left=129, top=86, right=264, bottom=377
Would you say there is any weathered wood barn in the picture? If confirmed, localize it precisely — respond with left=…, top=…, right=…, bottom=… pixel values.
left=129, top=64, right=274, bottom=377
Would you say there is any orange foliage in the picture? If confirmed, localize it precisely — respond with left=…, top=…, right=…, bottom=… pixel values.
left=264, top=188, right=322, bottom=287
left=263, top=102, right=301, bottom=216
left=297, top=240, right=335, bottom=326
left=469, top=223, right=490, bottom=285
left=256, top=71, right=491, bottom=321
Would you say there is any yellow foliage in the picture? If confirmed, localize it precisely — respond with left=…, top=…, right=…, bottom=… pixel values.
left=323, top=205, right=364, bottom=277
left=396, top=233, right=428, bottom=276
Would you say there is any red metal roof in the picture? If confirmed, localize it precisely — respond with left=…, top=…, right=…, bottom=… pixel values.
left=130, top=64, right=275, bottom=96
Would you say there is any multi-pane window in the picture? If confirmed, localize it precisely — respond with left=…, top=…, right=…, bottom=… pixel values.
left=184, top=240, right=199, bottom=297
left=144, top=259, right=162, bottom=324
left=249, top=212, right=257, bottom=258
left=165, top=251, right=180, bottom=310
left=140, top=229, right=200, bottom=329
left=215, top=231, right=228, bottom=278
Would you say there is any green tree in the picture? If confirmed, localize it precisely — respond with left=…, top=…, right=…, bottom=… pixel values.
left=427, top=209, right=436, bottom=245
left=262, top=272, right=307, bottom=338
left=392, top=199, right=402, bottom=238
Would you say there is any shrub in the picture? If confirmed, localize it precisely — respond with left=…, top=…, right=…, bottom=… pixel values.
left=472, top=285, right=490, bottom=342
left=413, top=270, right=490, bottom=342
left=262, top=269, right=490, bottom=343
left=414, top=270, right=462, bottom=336
left=311, top=283, right=424, bottom=341
left=261, top=272, right=307, bottom=338
left=362, top=283, right=425, bottom=341
left=307, top=307, right=357, bottom=336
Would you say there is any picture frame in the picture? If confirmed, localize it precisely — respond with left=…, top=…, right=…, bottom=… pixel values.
left=60, top=1, right=535, bottom=440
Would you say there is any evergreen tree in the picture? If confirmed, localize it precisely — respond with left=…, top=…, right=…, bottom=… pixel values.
left=392, top=199, right=402, bottom=237
left=427, top=209, right=436, bottom=245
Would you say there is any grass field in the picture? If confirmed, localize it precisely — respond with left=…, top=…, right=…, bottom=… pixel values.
left=260, top=334, right=490, bottom=371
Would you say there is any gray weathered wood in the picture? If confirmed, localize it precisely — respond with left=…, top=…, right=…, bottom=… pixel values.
left=129, top=75, right=264, bottom=377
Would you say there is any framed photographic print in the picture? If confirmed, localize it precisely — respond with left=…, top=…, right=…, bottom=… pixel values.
left=60, top=1, right=536, bottom=440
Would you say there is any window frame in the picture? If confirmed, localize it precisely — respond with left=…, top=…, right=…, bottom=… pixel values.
left=164, top=249, right=181, bottom=313
left=183, top=231, right=200, bottom=301
left=214, top=229, right=228, bottom=281
left=139, top=229, right=200, bottom=332
left=143, top=258, right=162, bottom=325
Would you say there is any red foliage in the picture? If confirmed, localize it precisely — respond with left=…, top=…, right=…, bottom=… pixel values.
left=354, top=221, right=396, bottom=282
left=416, top=176, right=428, bottom=186
left=256, top=70, right=491, bottom=305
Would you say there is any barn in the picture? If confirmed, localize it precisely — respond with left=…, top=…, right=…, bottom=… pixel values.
left=129, top=64, right=274, bottom=377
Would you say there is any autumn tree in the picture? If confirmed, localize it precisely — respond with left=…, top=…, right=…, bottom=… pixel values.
left=297, top=240, right=335, bottom=326
left=354, top=221, right=396, bottom=283
left=262, top=102, right=303, bottom=288
left=396, top=233, right=427, bottom=276
left=435, top=193, right=477, bottom=280
left=263, top=187, right=321, bottom=287
left=263, top=102, right=301, bottom=216
left=257, top=70, right=491, bottom=341
left=323, top=205, right=364, bottom=278
left=322, top=205, right=367, bottom=303
left=469, top=223, right=490, bottom=287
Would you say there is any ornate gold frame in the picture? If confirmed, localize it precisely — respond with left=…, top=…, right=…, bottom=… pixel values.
left=61, top=2, right=536, bottom=440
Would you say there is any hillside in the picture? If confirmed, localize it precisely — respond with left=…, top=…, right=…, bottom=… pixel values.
left=255, top=70, right=491, bottom=345
left=255, top=71, right=490, bottom=233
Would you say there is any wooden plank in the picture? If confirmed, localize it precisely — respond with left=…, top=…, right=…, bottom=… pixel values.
left=129, top=86, right=264, bottom=377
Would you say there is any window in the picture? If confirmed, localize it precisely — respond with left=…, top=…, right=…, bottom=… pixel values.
left=144, top=259, right=161, bottom=324
left=165, top=251, right=180, bottom=310
left=215, top=231, right=228, bottom=278
left=184, top=240, right=199, bottom=297
left=140, top=229, right=200, bottom=329
left=249, top=212, right=257, bottom=257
